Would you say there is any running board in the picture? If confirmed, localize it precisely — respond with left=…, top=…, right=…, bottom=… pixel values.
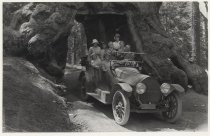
left=87, top=89, right=112, bottom=104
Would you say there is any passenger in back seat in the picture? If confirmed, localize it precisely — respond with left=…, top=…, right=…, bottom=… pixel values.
left=100, top=42, right=114, bottom=71
left=102, top=41, right=114, bottom=61
left=124, top=45, right=135, bottom=60
left=100, top=42, right=108, bottom=61
left=113, top=33, right=124, bottom=52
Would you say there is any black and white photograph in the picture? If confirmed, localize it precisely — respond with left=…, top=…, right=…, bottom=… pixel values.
left=2, top=0, right=209, bottom=133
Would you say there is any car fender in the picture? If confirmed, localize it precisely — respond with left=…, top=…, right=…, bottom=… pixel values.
left=171, top=84, right=185, bottom=93
left=115, top=83, right=133, bottom=93
left=164, top=84, right=185, bottom=96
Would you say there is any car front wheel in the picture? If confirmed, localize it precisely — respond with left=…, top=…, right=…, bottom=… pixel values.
left=161, top=92, right=182, bottom=123
left=112, top=90, right=130, bottom=125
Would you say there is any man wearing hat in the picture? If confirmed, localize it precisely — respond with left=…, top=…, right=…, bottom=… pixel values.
left=88, top=39, right=102, bottom=67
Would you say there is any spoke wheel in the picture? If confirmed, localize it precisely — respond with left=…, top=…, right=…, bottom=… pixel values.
left=112, top=90, right=130, bottom=125
left=162, top=92, right=182, bottom=123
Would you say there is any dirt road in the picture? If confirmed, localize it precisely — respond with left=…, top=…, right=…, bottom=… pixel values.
left=64, top=66, right=208, bottom=132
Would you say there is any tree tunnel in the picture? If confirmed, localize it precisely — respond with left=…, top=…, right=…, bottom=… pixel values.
left=75, top=13, right=136, bottom=50
left=5, top=2, right=207, bottom=94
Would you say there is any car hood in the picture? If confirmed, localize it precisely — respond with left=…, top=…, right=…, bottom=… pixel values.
left=115, top=67, right=149, bottom=86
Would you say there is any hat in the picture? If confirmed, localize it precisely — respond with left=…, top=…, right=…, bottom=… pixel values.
left=114, top=33, right=120, bottom=38
left=92, top=39, right=99, bottom=44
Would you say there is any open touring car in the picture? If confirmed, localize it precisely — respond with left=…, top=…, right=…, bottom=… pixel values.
left=78, top=51, right=184, bottom=125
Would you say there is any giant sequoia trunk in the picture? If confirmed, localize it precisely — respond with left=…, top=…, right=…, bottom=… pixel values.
left=3, top=2, right=208, bottom=94
left=192, top=2, right=201, bottom=65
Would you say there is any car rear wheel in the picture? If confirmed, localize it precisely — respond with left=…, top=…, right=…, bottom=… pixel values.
left=161, top=92, right=182, bottom=123
left=112, top=90, right=130, bottom=125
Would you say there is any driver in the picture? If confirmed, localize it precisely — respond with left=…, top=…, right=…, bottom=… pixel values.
left=124, top=44, right=135, bottom=60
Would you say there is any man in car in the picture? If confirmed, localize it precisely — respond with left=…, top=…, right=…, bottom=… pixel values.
left=124, top=44, right=135, bottom=60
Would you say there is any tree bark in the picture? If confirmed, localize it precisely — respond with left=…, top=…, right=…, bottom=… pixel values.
left=126, top=3, right=207, bottom=94
left=204, top=1, right=208, bottom=12
left=192, top=2, right=201, bottom=65
left=4, top=2, right=208, bottom=94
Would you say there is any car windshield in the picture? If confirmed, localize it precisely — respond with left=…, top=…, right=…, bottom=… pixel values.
left=108, top=51, right=144, bottom=70
left=87, top=50, right=145, bottom=72
left=109, top=51, right=145, bottom=61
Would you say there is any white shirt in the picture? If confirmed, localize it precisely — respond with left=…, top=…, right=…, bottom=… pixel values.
left=113, top=41, right=121, bottom=50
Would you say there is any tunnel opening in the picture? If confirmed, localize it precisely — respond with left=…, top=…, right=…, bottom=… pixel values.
left=75, top=13, right=136, bottom=50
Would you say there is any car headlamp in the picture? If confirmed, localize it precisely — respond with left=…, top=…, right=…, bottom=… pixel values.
left=160, top=83, right=171, bottom=94
left=136, top=83, right=146, bottom=94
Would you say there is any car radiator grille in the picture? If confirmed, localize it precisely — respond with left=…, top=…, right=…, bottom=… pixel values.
left=138, top=77, right=162, bottom=104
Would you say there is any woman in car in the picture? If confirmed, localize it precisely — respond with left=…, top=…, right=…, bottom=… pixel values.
left=88, top=39, right=102, bottom=67
left=112, top=33, right=124, bottom=52
left=100, top=42, right=108, bottom=60
left=100, top=41, right=115, bottom=71
left=101, top=41, right=115, bottom=61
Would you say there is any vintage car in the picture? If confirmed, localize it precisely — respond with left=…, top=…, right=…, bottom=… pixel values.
left=79, top=51, right=184, bottom=125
